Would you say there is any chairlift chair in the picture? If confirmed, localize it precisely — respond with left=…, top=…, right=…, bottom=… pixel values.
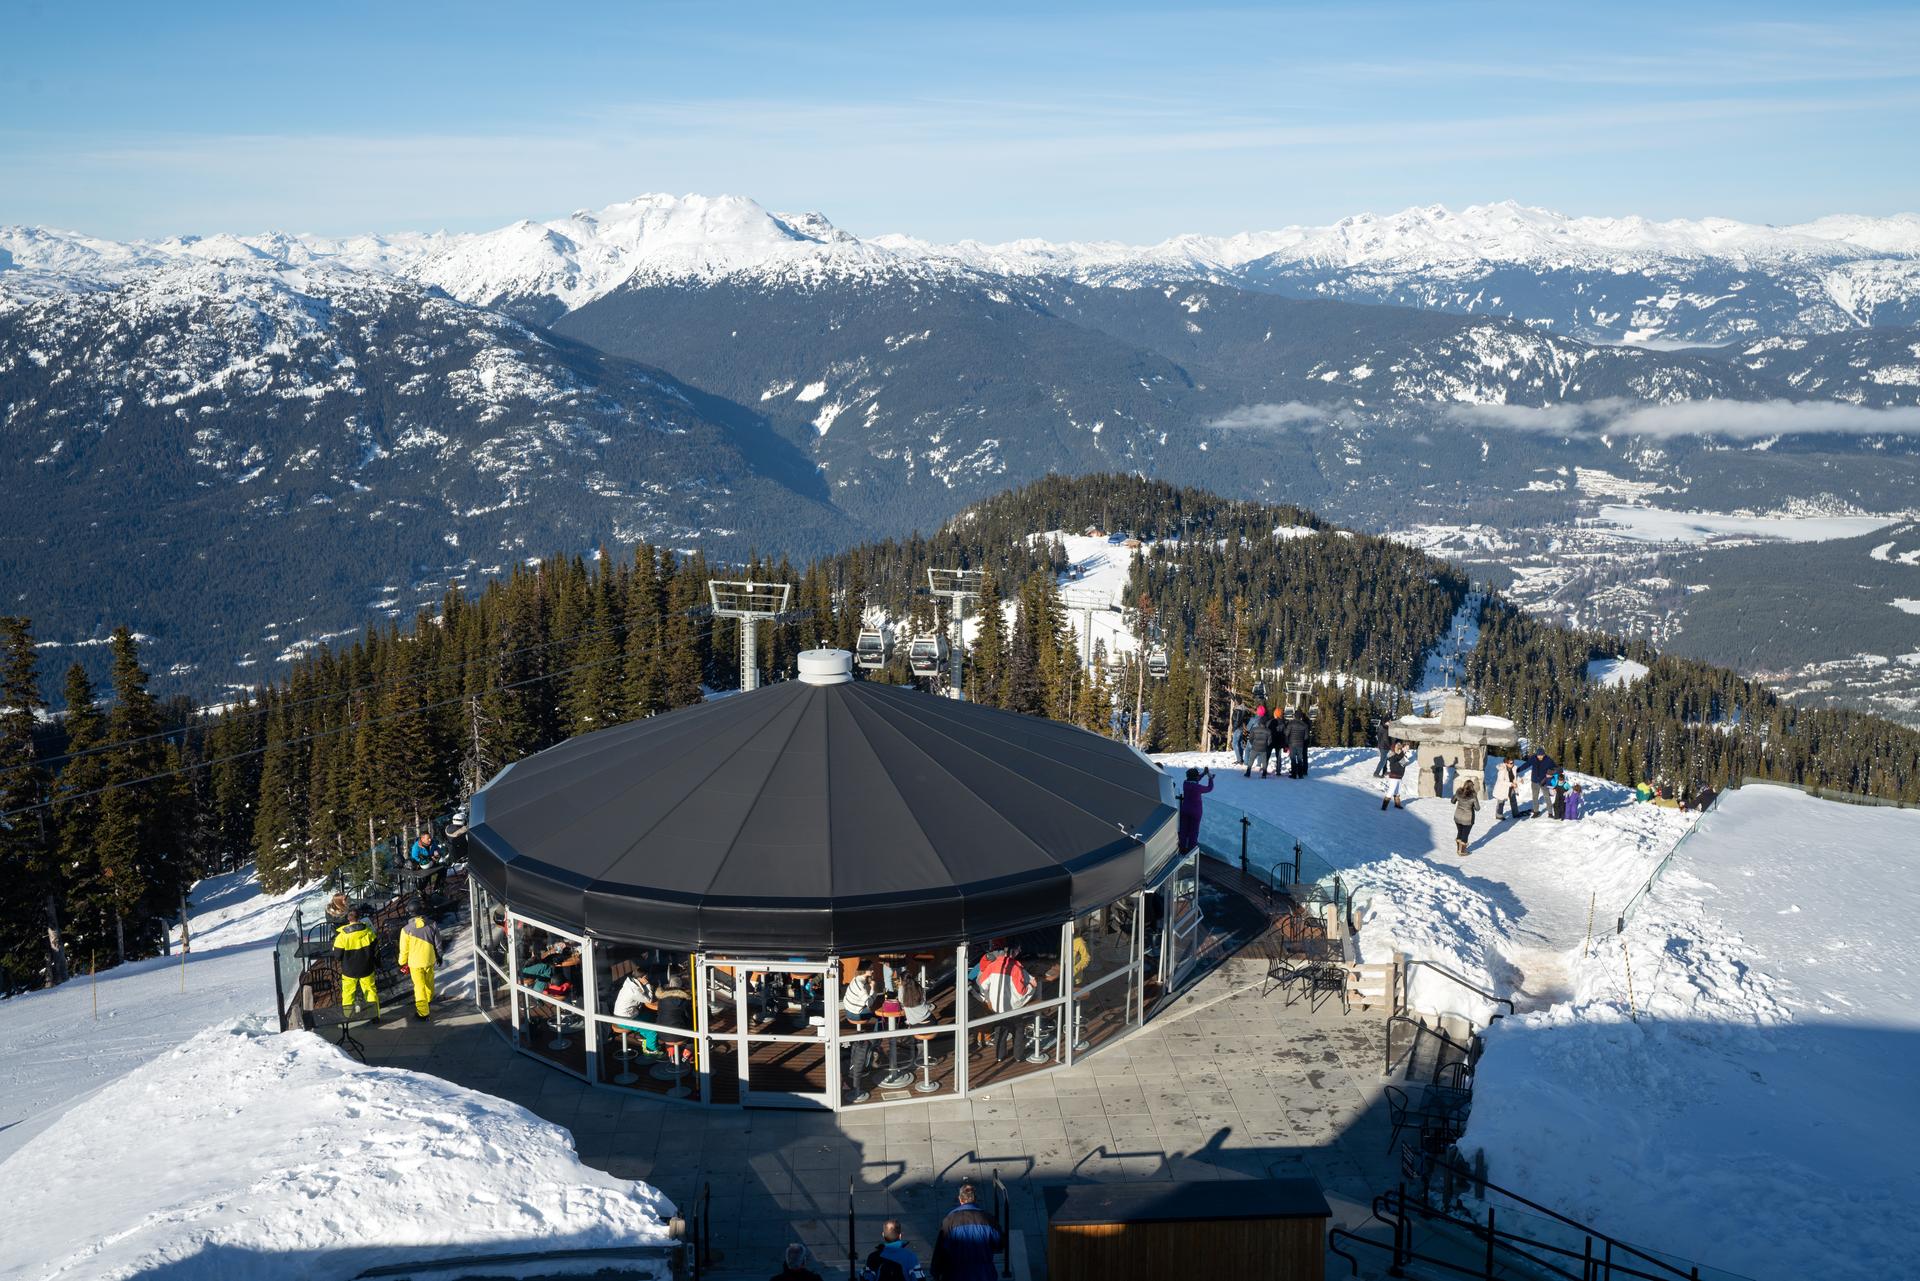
left=907, top=634, right=948, bottom=678
left=854, top=628, right=889, bottom=670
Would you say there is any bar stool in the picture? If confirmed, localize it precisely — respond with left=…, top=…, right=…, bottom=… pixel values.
left=847, top=1014, right=875, bottom=1103
left=913, top=1032, right=941, bottom=1093
left=549, top=1005, right=575, bottom=1051
left=1072, top=1005, right=1090, bottom=1053
left=610, top=1027, right=640, bottom=1085
left=1024, top=1010, right=1052, bottom=1064
left=876, top=998, right=914, bottom=1089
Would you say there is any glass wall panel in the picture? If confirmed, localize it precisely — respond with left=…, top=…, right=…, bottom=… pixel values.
left=479, top=954, right=513, bottom=1040
left=965, top=928, right=1066, bottom=1092
left=1070, top=895, right=1140, bottom=1059
left=473, top=882, right=509, bottom=970
left=592, top=945, right=697, bottom=1096
left=518, top=986, right=588, bottom=1077
left=838, top=948, right=960, bottom=1107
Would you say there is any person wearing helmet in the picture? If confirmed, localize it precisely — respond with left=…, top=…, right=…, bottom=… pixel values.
left=398, top=911, right=443, bottom=1021
left=333, top=903, right=379, bottom=1016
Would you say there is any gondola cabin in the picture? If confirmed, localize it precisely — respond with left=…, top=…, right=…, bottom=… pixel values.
left=1147, top=645, right=1169, bottom=680
left=907, top=634, right=948, bottom=677
left=854, top=629, right=890, bottom=670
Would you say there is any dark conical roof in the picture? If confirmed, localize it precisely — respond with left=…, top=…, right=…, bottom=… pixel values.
left=467, top=678, right=1178, bottom=953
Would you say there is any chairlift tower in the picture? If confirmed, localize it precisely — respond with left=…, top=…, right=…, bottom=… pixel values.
left=708, top=580, right=792, bottom=693
left=928, top=568, right=987, bottom=700
left=1059, top=586, right=1115, bottom=679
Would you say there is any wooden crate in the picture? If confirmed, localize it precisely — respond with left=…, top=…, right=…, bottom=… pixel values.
left=1045, top=1178, right=1330, bottom=1281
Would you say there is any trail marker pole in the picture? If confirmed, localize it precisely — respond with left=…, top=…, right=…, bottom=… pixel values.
left=1621, top=940, right=1638, bottom=1023
left=1584, top=892, right=1596, bottom=959
left=90, top=951, right=98, bottom=1022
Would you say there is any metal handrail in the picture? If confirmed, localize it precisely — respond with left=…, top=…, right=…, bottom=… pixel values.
left=1404, top=959, right=1516, bottom=1020
left=1414, top=1160, right=1714, bottom=1281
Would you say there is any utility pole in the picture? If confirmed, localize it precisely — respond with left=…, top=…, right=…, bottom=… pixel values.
left=928, top=569, right=986, bottom=701
left=708, top=580, right=793, bottom=693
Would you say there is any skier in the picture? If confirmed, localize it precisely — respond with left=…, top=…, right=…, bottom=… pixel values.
left=1373, top=715, right=1393, bottom=777
left=333, top=903, right=379, bottom=1016
left=397, top=911, right=443, bottom=1021
left=1285, top=708, right=1311, bottom=778
left=1177, top=766, right=1214, bottom=854
left=1496, top=756, right=1522, bottom=820
left=1243, top=709, right=1275, bottom=779
left=1453, top=777, right=1480, bottom=857
left=1380, top=743, right=1409, bottom=810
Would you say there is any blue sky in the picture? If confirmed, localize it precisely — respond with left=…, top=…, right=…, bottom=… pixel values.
left=3, top=1, right=1917, bottom=242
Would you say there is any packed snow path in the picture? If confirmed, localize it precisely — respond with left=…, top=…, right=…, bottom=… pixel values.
left=1466, top=786, right=1920, bottom=1281
left=1155, top=747, right=1693, bottom=1017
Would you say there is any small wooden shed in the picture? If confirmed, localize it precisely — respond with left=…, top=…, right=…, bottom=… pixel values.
left=1045, top=1177, right=1331, bottom=1281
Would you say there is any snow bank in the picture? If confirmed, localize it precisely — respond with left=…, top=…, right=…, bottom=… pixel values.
left=0, top=865, right=321, bottom=1164
left=1464, top=786, right=1920, bottom=1281
left=0, top=1021, right=676, bottom=1281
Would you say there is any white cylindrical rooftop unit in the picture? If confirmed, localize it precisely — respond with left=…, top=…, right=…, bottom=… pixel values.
left=796, top=648, right=854, bottom=686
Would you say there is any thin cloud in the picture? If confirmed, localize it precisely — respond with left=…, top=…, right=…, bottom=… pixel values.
left=1443, top=399, right=1920, bottom=439
left=1207, top=402, right=1332, bottom=431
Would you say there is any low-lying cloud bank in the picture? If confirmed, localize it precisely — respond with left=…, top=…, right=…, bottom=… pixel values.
left=1448, top=399, right=1920, bottom=439
left=1206, top=398, right=1920, bottom=439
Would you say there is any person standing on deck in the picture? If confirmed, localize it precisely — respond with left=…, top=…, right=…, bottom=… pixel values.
left=397, top=912, right=442, bottom=1021
left=1177, top=767, right=1214, bottom=854
left=931, top=1183, right=1002, bottom=1281
left=333, top=904, right=379, bottom=1016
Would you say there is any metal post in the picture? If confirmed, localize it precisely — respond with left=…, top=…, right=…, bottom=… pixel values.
left=847, top=1179, right=856, bottom=1280
left=947, top=595, right=965, bottom=700
left=741, top=615, right=760, bottom=693
left=1292, top=841, right=1302, bottom=887
left=1239, top=814, right=1250, bottom=878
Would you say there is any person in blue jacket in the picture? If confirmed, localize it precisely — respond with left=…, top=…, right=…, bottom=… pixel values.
left=931, top=1183, right=1002, bottom=1281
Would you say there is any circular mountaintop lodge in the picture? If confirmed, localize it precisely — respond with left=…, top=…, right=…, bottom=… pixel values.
left=464, top=649, right=1216, bottom=1110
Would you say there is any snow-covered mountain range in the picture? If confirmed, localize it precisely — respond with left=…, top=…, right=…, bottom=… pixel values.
left=5, top=192, right=1919, bottom=697
left=8, top=194, right=1920, bottom=340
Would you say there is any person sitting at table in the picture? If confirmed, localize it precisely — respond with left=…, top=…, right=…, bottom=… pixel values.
left=324, top=892, right=351, bottom=931
left=652, top=965, right=693, bottom=1031
left=897, top=976, right=933, bottom=1027
left=612, top=966, right=661, bottom=1056
left=842, top=963, right=881, bottom=1076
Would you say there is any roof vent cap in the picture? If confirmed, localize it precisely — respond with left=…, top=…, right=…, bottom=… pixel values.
left=797, top=648, right=854, bottom=686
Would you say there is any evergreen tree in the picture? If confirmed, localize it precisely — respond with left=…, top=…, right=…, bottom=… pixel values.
left=0, top=618, right=64, bottom=990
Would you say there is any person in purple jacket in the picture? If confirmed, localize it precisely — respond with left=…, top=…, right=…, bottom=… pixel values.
left=1566, top=782, right=1585, bottom=821
left=1177, top=767, right=1214, bottom=854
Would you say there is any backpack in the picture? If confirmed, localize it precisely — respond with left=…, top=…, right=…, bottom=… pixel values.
left=862, top=1246, right=917, bottom=1281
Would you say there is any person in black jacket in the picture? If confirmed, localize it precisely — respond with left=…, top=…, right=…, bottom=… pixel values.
left=1243, top=709, right=1275, bottom=779
left=1373, top=716, right=1393, bottom=776
left=1381, top=743, right=1409, bottom=810
left=931, top=1183, right=1002, bottom=1281
left=333, top=903, right=379, bottom=1015
left=1285, top=711, right=1311, bottom=778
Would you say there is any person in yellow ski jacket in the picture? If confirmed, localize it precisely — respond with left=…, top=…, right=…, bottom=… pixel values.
left=333, top=907, right=379, bottom=1015
left=397, top=914, right=443, bottom=1021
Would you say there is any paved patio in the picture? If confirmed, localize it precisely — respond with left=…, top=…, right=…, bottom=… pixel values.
left=355, top=950, right=1406, bottom=1280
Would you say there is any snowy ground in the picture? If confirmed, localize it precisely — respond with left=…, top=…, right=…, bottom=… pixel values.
left=0, top=1021, right=676, bottom=1281
left=0, top=866, right=323, bottom=1165
left=1155, top=745, right=1694, bottom=1021
left=1464, top=786, right=1920, bottom=1281
left=1594, top=504, right=1894, bottom=544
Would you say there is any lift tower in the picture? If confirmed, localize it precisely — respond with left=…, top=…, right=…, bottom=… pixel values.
left=927, top=568, right=987, bottom=700
left=707, top=580, right=791, bottom=693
